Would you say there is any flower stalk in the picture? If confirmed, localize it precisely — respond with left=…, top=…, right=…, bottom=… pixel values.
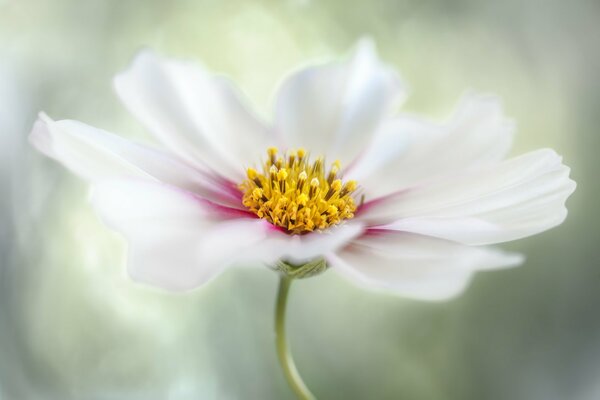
left=275, top=275, right=316, bottom=400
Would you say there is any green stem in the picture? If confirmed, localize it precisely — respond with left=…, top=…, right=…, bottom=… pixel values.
left=275, top=275, right=316, bottom=400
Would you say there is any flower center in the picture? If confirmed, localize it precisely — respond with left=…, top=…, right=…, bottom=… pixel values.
left=240, top=147, right=358, bottom=234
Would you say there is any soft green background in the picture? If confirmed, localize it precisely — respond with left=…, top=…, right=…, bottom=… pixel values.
left=1, top=0, right=597, bottom=399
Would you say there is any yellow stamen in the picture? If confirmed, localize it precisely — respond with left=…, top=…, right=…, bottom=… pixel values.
left=240, top=148, right=359, bottom=234
left=344, top=180, right=357, bottom=192
left=297, top=193, right=309, bottom=206
left=267, top=147, right=278, bottom=164
left=247, top=168, right=258, bottom=180
left=331, top=179, right=342, bottom=191
left=277, top=168, right=288, bottom=181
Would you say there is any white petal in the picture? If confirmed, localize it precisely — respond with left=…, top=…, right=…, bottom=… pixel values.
left=328, top=231, right=523, bottom=301
left=263, top=222, right=365, bottom=265
left=29, top=113, right=243, bottom=208
left=114, top=50, right=270, bottom=181
left=91, top=180, right=271, bottom=291
left=359, top=149, right=576, bottom=245
left=349, top=94, right=515, bottom=197
left=274, top=39, right=405, bottom=164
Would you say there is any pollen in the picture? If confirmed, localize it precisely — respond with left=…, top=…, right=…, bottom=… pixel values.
left=240, top=148, right=358, bottom=234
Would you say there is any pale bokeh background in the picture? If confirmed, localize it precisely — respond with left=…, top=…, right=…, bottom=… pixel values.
left=1, top=0, right=598, bottom=399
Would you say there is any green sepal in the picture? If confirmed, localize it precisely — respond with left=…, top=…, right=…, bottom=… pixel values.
left=274, top=257, right=328, bottom=279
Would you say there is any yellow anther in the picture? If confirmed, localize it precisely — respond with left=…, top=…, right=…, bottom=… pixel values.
left=252, top=188, right=263, bottom=200
left=297, top=193, right=309, bottom=206
left=239, top=148, right=358, bottom=234
left=277, top=168, right=288, bottom=181
left=288, top=150, right=297, bottom=163
left=327, top=164, right=339, bottom=184
left=344, top=180, right=357, bottom=192
left=267, top=147, right=278, bottom=164
left=278, top=155, right=286, bottom=165
left=331, top=179, right=342, bottom=191
left=308, top=178, right=320, bottom=198
left=247, top=168, right=258, bottom=180
left=312, top=158, right=323, bottom=174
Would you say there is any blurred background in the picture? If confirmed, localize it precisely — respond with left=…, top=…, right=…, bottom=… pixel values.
left=1, top=0, right=598, bottom=399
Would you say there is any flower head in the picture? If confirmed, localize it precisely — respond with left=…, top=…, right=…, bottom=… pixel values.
left=240, top=147, right=357, bottom=234
left=30, top=40, right=576, bottom=300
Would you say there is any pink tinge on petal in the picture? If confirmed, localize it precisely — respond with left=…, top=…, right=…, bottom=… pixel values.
left=91, top=179, right=366, bottom=291
left=196, top=171, right=245, bottom=207
left=256, top=222, right=365, bottom=265
left=172, top=184, right=254, bottom=220
left=355, top=149, right=575, bottom=245
left=91, top=180, right=277, bottom=291
left=354, top=187, right=412, bottom=218
left=30, top=113, right=247, bottom=209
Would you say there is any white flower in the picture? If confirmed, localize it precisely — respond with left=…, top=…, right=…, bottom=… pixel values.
left=30, top=40, right=576, bottom=300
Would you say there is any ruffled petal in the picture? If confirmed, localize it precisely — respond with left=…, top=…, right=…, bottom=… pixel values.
left=274, top=39, right=405, bottom=165
left=358, top=149, right=576, bottom=245
left=91, top=180, right=272, bottom=291
left=349, top=94, right=515, bottom=197
left=114, top=50, right=270, bottom=181
left=29, top=113, right=243, bottom=208
left=328, top=231, right=523, bottom=301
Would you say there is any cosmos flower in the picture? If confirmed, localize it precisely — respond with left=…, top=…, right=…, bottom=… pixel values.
left=30, top=41, right=575, bottom=300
